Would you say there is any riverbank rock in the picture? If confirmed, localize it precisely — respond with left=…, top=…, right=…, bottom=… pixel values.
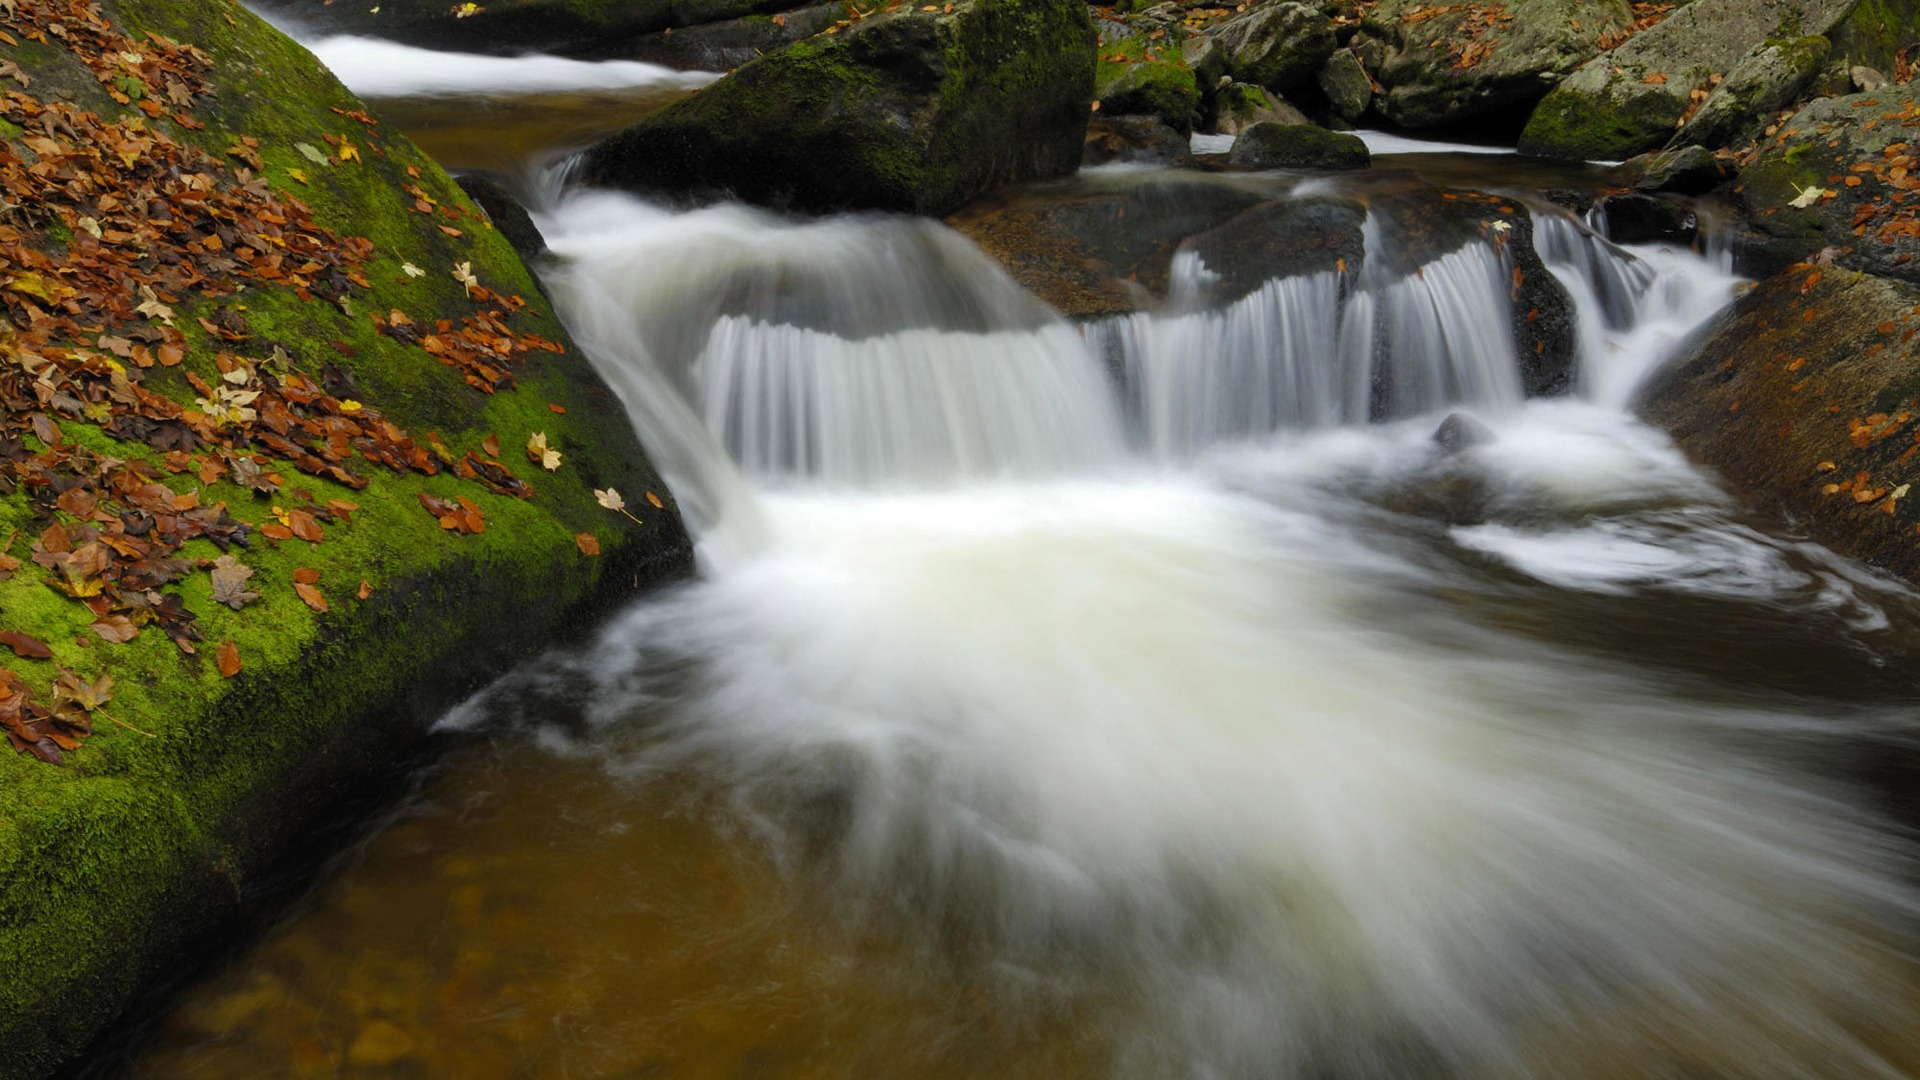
left=1517, top=0, right=1920, bottom=161
left=0, top=3, right=692, bottom=1078
left=250, top=0, right=812, bottom=58
left=1730, top=84, right=1920, bottom=282
left=1084, top=116, right=1193, bottom=166
left=620, top=3, right=847, bottom=70
left=577, top=0, right=1096, bottom=216
left=1612, top=144, right=1731, bottom=194
left=1209, top=82, right=1312, bottom=135
left=1228, top=122, right=1371, bottom=168
left=1095, top=11, right=1201, bottom=133
left=1210, top=0, right=1338, bottom=95
left=1348, top=0, right=1634, bottom=129
left=1639, top=267, right=1920, bottom=585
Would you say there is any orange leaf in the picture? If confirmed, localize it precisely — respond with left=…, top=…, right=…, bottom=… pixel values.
left=294, top=582, right=328, bottom=613
left=358, top=579, right=372, bottom=600
left=646, top=491, right=664, bottom=509
left=548, top=403, right=566, bottom=414
left=481, top=434, right=501, bottom=457
left=293, top=567, right=320, bottom=584
left=216, top=640, right=242, bottom=678
left=575, top=532, right=601, bottom=556
left=260, top=523, right=294, bottom=541
left=287, top=509, right=324, bottom=543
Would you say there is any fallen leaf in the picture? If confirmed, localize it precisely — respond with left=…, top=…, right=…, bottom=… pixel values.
left=646, top=491, right=664, bottom=509
left=0, top=631, right=52, bottom=659
left=216, top=639, right=241, bottom=678
left=575, top=531, right=601, bottom=555
left=210, top=554, right=261, bottom=610
left=88, top=616, right=137, bottom=643
left=358, top=579, right=372, bottom=600
left=595, top=487, right=626, bottom=512
left=294, top=582, right=328, bottom=613
left=527, top=431, right=561, bottom=471
left=293, top=567, right=320, bottom=584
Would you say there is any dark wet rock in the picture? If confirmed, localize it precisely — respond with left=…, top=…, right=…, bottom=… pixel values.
left=1730, top=84, right=1920, bottom=284
left=1209, top=82, right=1312, bottom=135
left=1615, top=144, right=1732, bottom=195
left=578, top=0, right=1095, bottom=216
left=252, top=0, right=811, bottom=57
left=1228, top=122, right=1371, bottom=169
left=1350, top=0, right=1632, bottom=129
left=1596, top=192, right=1699, bottom=245
left=1317, top=49, right=1376, bottom=122
left=1674, top=34, right=1831, bottom=150
left=1433, top=411, right=1498, bottom=453
left=455, top=174, right=547, bottom=262
left=1178, top=196, right=1370, bottom=304
left=1210, top=0, right=1338, bottom=95
left=1519, top=0, right=1878, bottom=161
left=1639, top=267, right=1920, bottom=586
left=946, top=178, right=1269, bottom=316
left=1084, top=116, right=1194, bottom=166
left=620, top=3, right=845, bottom=69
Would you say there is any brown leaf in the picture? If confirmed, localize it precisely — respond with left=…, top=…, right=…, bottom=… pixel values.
left=293, top=567, right=320, bottom=584
left=260, top=523, right=295, bottom=541
left=358, top=579, right=372, bottom=600
left=481, top=433, right=501, bottom=457
left=575, top=532, right=602, bottom=556
left=88, top=616, right=138, bottom=644
left=210, top=554, right=260, bottom=610
left=0, top=631, right=53, bottom=660
left=216, top=640, right=242, bottom=678
left=287, top=508, right=324, bottom=543
left=646, top=491, right=664, bottom=509
left=294, top=582, right=328, bottom=613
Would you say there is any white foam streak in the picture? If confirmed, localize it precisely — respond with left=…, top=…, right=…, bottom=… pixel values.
left=302, top=35, right=718, bottom=99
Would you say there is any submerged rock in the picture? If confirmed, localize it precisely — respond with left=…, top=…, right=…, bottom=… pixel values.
left=1640, top=267, right=1920, bottom=586
left=1596, top=192, right=1699, bottom=245
left=1433, top=411, right=1498, bottom=453
left=1228, top=122, right=1371, bottom=169
left=1178, top=196, right=1370, bottom=304
left=577, top=0, right=1096, bottom=216
left=1349, top=0, right=1632, bottom=129
left=0, top=2, right=692, bottom=1077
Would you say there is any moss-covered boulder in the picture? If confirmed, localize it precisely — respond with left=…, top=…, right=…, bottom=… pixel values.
left=250, top=0, right=815, bottom=58
left=1095, top=23, right=1201, bottom=133
left=1730, top=84, right=1920, bottom=281
left=1518, top=0, right=1865, bottom=160
left=0, top=2, right=692, bottom=1077
left=1349, top=0, right=1633, bottom=129
left=1674, top=33, right=1831, bottom=148
left=1317, top=49, right=1376, bottom=122
left=1639, top=267, right=1920, bottom=585
left=1208, top=0, right=1337, bottom=95
left=1227, top=121, right=1371, bottom=169
left=1208, top=81, right=1310, bottom=135
left=577, top=0, right=1096, bottom=216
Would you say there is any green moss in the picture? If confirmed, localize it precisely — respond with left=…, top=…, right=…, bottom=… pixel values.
left=0, top=118, right=21, bottom=141
left=1519, top=76, right=1684, bottom=160
left=1096, top=43, right=1199, bottom=133
left=0, top=3, right=694, bottom=1077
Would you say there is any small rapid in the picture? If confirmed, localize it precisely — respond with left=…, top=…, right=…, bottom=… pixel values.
left=129, top=36, right=1920, bottom=1079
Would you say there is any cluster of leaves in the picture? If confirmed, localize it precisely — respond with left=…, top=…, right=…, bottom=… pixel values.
left=1398, top=3, right=1513, bottom=71
left=1595, top=1, right=1672, bottom=52
left=0, top=0, right=570, bottom=763
left=0, top=662, right=121, bottom=764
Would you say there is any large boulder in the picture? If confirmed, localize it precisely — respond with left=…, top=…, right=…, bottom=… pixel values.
left=250, top=0, right=812, bottom=58
left=1227, top=121, right=1372, bottom=169
left=1209, top=82, right=1312, bottom=135
left=1349, top=0, right=1634, bottom=129
left=0, top=1, right=692, bottom=1077
left=1673, top=34, right=1832, bottom=149
left=1639, top=267, right=1920, bottom=585
left=577, top=0, right=1097, bottom=216
left=1209, top=0, right=1338, bottom=95
left=1518, top=0, right=1876, bottom=161
left=1730, top=85, right=1920, bottom=281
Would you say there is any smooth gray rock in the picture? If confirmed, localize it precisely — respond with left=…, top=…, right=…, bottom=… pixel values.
left=1228, top=122, right=1371, bottom=169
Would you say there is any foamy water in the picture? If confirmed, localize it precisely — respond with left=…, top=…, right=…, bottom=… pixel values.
left=300, top=35, right=717, bottom=99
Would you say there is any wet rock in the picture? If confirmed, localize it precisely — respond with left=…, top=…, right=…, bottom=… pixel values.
left=1615, top=144, right=1731, bottom=195
left=1228, top=122, right=1371, bottom=169
left=578, top=0, right=1095, bottom=216
left=1639, top=268, right=1920, bottom=586
left=1317, top=49, right=1376, bottom=122
left=946, top=177, right=1268, bottom=316
left=1673, top=34, right=1830, bottom=150
left=1208, top=82, right=1311, bottom=135
left=1351, top=0, right=1631, bottom=129
left=1519, top=0, right=1866, bottom=161
left=1433, top=411, right=1498, bottom=453
left=1596, top=193, right=1698, bottom=245
left=1730, top=84, right=1920, bottom=283
left=620, top=3, right=845, bottom=69
left=454, top=174, right=547, bottom=263
left=1084, top=116, right=1193, bottom=167
left=1178, top=197, right=1370, bottom=304
left=1210, top=1, right=1338, bottom=95
left=348, top=1020, right=420, bottom=1068
left=1098, top=54, right=1201, bottom=133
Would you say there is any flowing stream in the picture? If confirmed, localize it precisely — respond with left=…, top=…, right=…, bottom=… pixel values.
left=109, top=35, right=1920, bottom=1080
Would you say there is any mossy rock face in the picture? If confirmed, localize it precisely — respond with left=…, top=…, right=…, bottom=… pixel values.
left=1095, top=32, right=1201, bottom=133
left=1208, top=0, right=1337, bottom=94
left=1730, top=84, right=1920, bottom=281
left=1354, top=0, right=1632, bottom=129
left=1227, top=121, right=1371, bottom=168
left=1639, top=267, right=1920, bottom=585
left=1318, top=49, right=1375, bottom=122
left=1518, top=0, right=1862, bottom=160
left=577, top=0, right=1097, bottom=216
left=0, top=2, right=693, bottom=1077
left=1673, top=33, right=1830, bottom=149
left=1208, top=81, right=1310, bottom=135
left=249, top=0, right=814, bottom=58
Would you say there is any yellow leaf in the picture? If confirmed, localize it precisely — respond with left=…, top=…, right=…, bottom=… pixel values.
left=337, top=141, right=361, bottom=163
left=287, top=167, right=309, bottom=184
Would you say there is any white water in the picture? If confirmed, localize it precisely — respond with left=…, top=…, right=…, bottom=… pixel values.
left=295, top=35, right=717, bottom=100
left=514, top=176, right=1920, bottom=1076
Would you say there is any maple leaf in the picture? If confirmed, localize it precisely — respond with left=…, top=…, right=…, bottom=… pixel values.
left=337, top=140, right=361, bottom=164
left=1789, top=182, right=1831, bottom=208
left=134, top=285, right=174, bottom=324
left=595, top=487, right=625, bottom=512
left=527, top=431, right=561, bottom=471
left=452, top=261, right=478, bottom=295
left=209, top=554, right=260, bottom=610
left=53, top=668, right=113, bottom=712
left=401, top=262, right=424, bottom=278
